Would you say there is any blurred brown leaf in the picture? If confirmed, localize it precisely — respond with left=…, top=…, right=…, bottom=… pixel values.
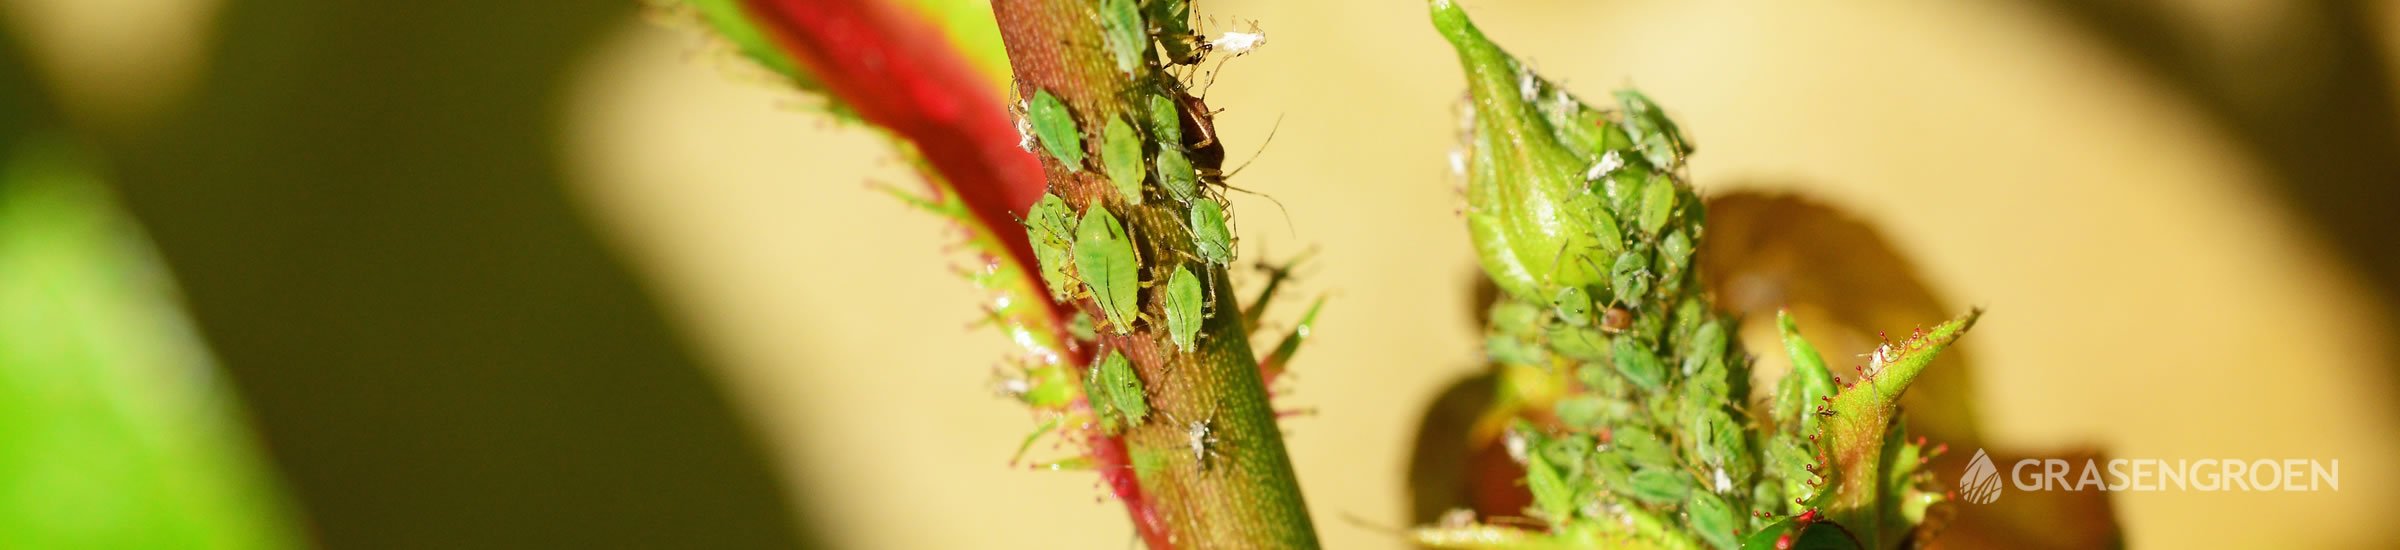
left=1702, top=192, right=2121, bottom=548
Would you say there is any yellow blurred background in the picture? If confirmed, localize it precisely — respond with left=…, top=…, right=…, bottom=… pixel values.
left=7, top=0, right=2400, bottom=548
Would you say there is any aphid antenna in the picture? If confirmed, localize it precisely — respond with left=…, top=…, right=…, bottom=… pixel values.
left=1214, top=113, right=1284, bottom=181
left=1482, top=514, right=1548, bottom=529
left=1333, top=513, right=1417, bottom=543
left=1200, top=119, right=1295, bottom=239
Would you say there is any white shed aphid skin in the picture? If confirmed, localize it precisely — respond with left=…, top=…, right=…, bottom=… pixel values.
left=1209, top=28, right=1265, bottom=56
left=1515, top=61, right=1538, bottom=103
left=1584, top=150, right=1623, bottom=181
left=1186, top=416, right=1222, bottom=472
left=1012, top=101, right=1036, bottom=152
left=1856, top=342, right=1895, bottom=380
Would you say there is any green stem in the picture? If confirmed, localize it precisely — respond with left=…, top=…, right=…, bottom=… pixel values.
left=989, top=0, right=1319, bottom=547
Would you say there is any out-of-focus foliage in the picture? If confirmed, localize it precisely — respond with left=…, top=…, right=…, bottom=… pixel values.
left=0, top=138, right=302, bottom=549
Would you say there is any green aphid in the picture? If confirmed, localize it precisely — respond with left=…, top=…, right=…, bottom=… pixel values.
left=1522, top=433, right=1575, bottom=522
left=1680, top=320, right=1726, bottom=377
left=1578, top=196, right=1624, bottom=255
left=1026, top=193, right=1079, bottom=300
left=1144, top=0, right=1198, bottom=64
left=1751, top=479, right=1786, bottom=526
left=1100, top=351, right=1149, bottom=424
left=1659, top=227, right=1693, bottom=275
left=1622, top=467, right=1690, bottom=505
left=1018, top=366, right=1075, bottom=408
left=1546, top=325, right=1610, bottom=363
left=1146, top=93, right=1182, bottom=143
left=1611, top=336, right=1666, bottom=391
left=1098, top=0, right=1144, bottom=75
left=1027, top=193, right=1078, bottom=244
left=1609, top=251, right=1650, bottom=303
left=1611, top=427, right=1676, bottom=468
left=1603, top=166, right=1651, bottom=215
left=1155, top=145, right=1199, bottom=203
left=1682, top=362, right=1731, bottom=412
left=1081, top=355, right=1121, bottom=432
left=1576, top=362, right=1627, bottom=397
left=1689, top=409, right=1740, bottom=468
left=1552, top=286, right=1591, bottom=326
left=1084, top=350, right=1149, bottom=434
left=1614, top=89, right=1692, bottom=170
left=1028, top=89, right=1085, bottom=171
left=1490, top=300, right=1544, bottom=337
left=1671, top=297, right=1706, bottom=341
left=1075, top=205, right=1141, bottom=333
left=1101, top=116, right=1145, bottom=203
left=1553, top=395, right=1630, bottom=430
left=1189, top=198, right=1233, bottom=264
left=1637, top=174, right=1676, bottom=236
left=1163, top=266, right=1205, bottom=352
left=1766, top=436, right=1817, bottom=508
left=1485, top=333, right=1546, bottom=365
left=1686, top=489, right=1739, bottom=550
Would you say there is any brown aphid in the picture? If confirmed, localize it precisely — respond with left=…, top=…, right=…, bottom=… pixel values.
left=1599, top=306, right=1633, bottom=334
left=1171, top=87, right=1224, bottom=173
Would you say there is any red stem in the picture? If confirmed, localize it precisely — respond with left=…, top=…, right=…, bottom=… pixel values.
left=738, top=0, right=1167, bottom=545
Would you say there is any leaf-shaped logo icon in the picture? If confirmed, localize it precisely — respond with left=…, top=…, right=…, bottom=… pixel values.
left=1960, top=448, right=2003, bottom=504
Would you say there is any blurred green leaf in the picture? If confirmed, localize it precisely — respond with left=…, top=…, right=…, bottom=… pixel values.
left=0, top=138, right=302, bottom=549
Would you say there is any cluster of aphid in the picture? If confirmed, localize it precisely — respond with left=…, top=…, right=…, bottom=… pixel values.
left=1007, top=0, right=1286, bottom=476
left=1428, top=2, right=1968, bottom=548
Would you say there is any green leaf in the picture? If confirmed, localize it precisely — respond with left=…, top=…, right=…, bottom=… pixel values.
left=1776, top=311, right=1837, bottom=434
left=1260, top=296, right=1326, bottom=379
left=1814, top=310, right=1980, bottom=546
